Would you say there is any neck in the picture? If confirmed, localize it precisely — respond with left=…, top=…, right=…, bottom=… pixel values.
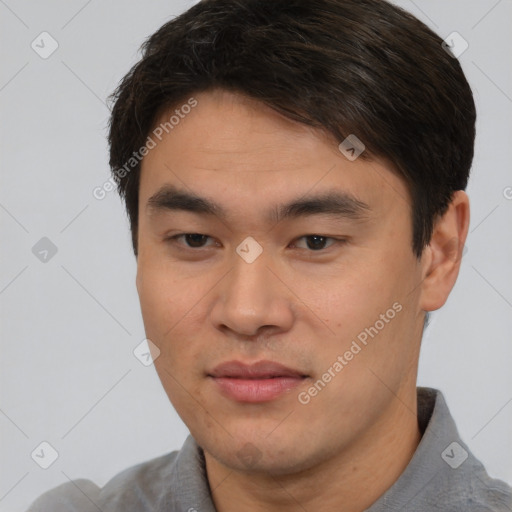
left=204, top=388, right=421, bottom=512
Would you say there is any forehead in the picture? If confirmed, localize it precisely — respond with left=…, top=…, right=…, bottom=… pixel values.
left=139, top=89, right=410, bottom=219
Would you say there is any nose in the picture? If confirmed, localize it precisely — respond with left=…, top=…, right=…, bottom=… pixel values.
left=210, top=247, right=295, bottom=339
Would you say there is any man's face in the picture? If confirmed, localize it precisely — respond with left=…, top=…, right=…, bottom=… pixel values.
left=137, top=89, right=425, bottom=474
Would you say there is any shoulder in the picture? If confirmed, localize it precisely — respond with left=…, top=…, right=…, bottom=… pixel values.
left=26, top=479, right=101, bottom=512
left=26, top=451, right=179, bottom=512
left=474, top=478, right=512, bottom=511
left=375, top=388, right=512, bottom=512
left=439, top=469, right=512, bottom=512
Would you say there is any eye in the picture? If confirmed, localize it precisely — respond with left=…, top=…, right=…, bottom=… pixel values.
left=291, top=235, right=343, bottom=251
left=166, top=233, right=216, bottom=249
left=166, top=233, right=345, bottom=252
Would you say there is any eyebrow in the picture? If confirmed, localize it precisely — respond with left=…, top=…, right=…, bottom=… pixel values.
left=146, top=184, right=371, bottom=224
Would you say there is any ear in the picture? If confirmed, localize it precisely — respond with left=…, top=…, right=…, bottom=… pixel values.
left=419, top=191, right=470, bottom=312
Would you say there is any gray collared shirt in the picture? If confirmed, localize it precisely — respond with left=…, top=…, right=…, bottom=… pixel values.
left=27, top=387, right=512, bottom=511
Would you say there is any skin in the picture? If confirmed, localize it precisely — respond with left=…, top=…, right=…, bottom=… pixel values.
left=136, top=89, right=470, bottom=512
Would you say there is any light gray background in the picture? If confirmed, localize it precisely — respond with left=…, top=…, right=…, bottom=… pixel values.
left=1, top=1, right=511, bottom=510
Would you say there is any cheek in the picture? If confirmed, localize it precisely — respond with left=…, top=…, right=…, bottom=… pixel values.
left=137, top=250, right=191, bottom=321
left=298, top=257, right=416, bottom=377
left=139, top=267, right=209, bottom=415
left=138, top=276, right=177, bottom=335
left=297, top=262, right=397, bottom=332
left=137, top=258, right=213, bottom=366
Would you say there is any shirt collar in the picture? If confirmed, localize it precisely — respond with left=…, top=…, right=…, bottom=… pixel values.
left=366, top=386, right=464, bottom=510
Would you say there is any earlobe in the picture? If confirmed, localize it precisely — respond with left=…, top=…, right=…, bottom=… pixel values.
left=419, top=191, right=470, bottom=312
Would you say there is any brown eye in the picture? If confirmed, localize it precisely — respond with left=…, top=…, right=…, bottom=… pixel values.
left=167, top=233, right=215, bottom=248
left=183, top=234, right=209, bottom=248
left=292, top=235, right=340, bottom=251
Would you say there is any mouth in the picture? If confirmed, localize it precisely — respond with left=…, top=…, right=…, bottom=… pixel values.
left=208, top=360, right=308, bottom=403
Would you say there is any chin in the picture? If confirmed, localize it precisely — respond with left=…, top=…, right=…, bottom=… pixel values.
left=203, top=432, right=325, bottom=476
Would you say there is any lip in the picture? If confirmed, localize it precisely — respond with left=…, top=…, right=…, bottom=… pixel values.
left=208, top=360, right=308, bottom=403
left=209, top=360, right=306, bottom=379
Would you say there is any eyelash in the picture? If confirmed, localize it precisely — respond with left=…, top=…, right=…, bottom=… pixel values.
left=165, top=233, right=346, bottom=252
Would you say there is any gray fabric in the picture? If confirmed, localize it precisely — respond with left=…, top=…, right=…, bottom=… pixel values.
left=27, top=387, right=512, bottom=511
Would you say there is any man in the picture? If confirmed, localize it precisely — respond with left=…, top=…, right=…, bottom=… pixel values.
left=28, top=0, right=512, bottom=510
